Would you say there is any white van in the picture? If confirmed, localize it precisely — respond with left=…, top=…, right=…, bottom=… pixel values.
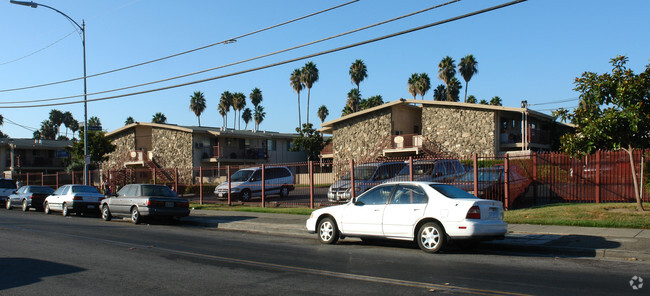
left=214, top=166, right=295, bottom=201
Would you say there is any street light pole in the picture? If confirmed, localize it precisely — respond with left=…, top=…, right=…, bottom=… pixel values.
left=10, top=0, right=90, bottom=186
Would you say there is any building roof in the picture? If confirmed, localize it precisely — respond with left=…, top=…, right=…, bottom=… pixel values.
left=0, top=138, right=72, bottom=149
left=105, top=122, right=300, bottom=139
left=319, top=99, right=570, bottom=134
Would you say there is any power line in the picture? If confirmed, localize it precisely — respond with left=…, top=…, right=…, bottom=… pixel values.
left=0, top=31, right=76, bottom=66
left=0, top=0, right=461, bottom=105
left=527, top=97, right=579, bottom=106
left=0, top=0, right=528, bottom=109
left=0, top=0, right=360, bottom=93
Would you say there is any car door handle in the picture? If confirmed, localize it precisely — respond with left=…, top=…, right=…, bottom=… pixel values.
left=413, top=209, right=421, bottom=211
left=374, top=209, right=381, bottom=212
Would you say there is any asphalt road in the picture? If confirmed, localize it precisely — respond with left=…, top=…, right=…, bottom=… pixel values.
left=1, top=210, right=648, bottom=296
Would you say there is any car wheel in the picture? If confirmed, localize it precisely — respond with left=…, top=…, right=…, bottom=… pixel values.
left=240, top=189, right=251, bottom=202
left=318, top=217, right=339, bottom=244
left=417, top=222, right=446, bottom=253
left=102, top=205, right=112, bottom=221
left=279, top=186, right=290, bottom=198
left=44, top=202, right=51, bottom=215
left=131, top=207, right=141, bottom=224
left=22, top=200, right=29, bottom=212
left=62, top=203, right=70, bottom=217
left=5, top=199, right=12, bottom=210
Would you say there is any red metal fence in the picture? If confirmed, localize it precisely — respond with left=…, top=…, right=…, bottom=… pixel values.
left=6, top=150, right=648, bottom=210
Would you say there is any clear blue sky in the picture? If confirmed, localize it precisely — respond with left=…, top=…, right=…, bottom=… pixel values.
left=1, top=0, right=648, bottom=139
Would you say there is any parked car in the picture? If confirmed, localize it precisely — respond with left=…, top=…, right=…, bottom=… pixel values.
left=307, top=181, right=507, bottom=253
left=101, top=184, right=190, bottom=224
left=214, top=166, right=295, bottom=201
left=453, top=167, right=528, bottom=201
left=388, top=159, right=466, bottom=183
left=5, top=185, right=55, bottom=211
left=43, top=185, right=105, bottom=216
left=0, top=178, right=17, bottom=207
left=327, top=162, right=407, bottom=203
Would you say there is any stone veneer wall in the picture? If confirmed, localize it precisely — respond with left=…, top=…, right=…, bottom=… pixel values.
left=421, top=105, right=496, bottom=158
left=332, top=108, right=392, bottom=165
left=104, top=131, right=136, bottom=171
left=151, top=128, right=193, bottom=169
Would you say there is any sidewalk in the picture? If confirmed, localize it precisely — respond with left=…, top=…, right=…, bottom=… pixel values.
left=182, top=209, right=650, bottom=261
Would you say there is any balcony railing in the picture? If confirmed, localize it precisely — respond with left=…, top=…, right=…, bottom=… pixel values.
left=391, top=134, right=422, bottom=149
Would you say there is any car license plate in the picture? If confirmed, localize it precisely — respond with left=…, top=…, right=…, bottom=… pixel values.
left=489, top=207, right=498, bottom=218
left=165, top=202, right=174, bottom=207
left=88, top=205, right=95, bottom=209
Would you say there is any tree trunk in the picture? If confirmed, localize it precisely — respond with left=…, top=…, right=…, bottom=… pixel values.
left=626, top=146, right=645, bottom=211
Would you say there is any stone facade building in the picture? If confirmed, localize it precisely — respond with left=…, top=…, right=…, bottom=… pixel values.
left=319, top=99, right=573, bottom=164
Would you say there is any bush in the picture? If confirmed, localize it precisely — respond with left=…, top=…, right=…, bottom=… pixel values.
left=183, top=184, right=217, bottom=195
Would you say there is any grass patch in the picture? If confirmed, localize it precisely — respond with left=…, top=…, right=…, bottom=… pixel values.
left=191, top=203, right=313, bottom=215
left=504, top=203, right=650, bottom=229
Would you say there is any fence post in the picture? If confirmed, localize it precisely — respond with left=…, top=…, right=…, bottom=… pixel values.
left=41, top=173, right=44, bottom=185
left=309, top=161, right=314, bottom=209
left=26, top=173, right=30, bottom=185
left=350, top=159, right=355, bottom=201
left=227, top=166, right=232, bottom=206
left=409, top=156, right=413, bottom=181
left=174, top=168, right=179, bottom=196
left=504, top=154, right=510, bottom=210
left=72, top=170, right=75, bottom=185
left=56, top=172, right=59, bottom=188
left=532, top=152, right=538, bottom=205
left=596, top=150, right=601, bottom=203
left=261, top=164, right=266, bottom=208
left=473, top=153, right=478, bottom=198
left=199, top=167, right=203, bottom=205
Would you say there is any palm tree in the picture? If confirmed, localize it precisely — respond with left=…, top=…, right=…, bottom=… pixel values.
left=49, top=109, right=64, bottom=137
left=232, top=92, right=246, bottom=130
left=317, top=105, right=329, bottom=124
left=433, top=84, right=446, bottom=101
left=152, top=112, right=167, bottom=124
left=438, top=56, right=456, bottom=101
left=490, top=96, right=502, bottom=106
left=407, top=73, right=419, bottom=99
left=125, top=116, right=135, bottom=125
left=242, top=108, right=252, bottom=130
left=254, top=105, right=266, bottom=130
left=218, top=102, right=227, bottom=129
left=416, top=73, right=431, bottom=100
left=349, top=59, right=368, bottom=92
left=88, top=116, right=101, bottom=127
left=466, top=95, right=477, bottom=104
left=447, top=77, right=463, bottom=102
left=290, top=69, right=304, bottom=128
left=249, top=87, right=263, bottom=107
left=219, top=91, right=233, bottom=129
left=61, top=111, right=74, bottom=138
left=458, top=54, right=478, bottom=102
left=346, top=88, right=361, bottom=113
left=189, top=91, right=207, bottom=126
left=359, top=95, right=384, bottom=110
left=479, top=99, right=489, bottom=105
left=301, top=61, right=319, bottom=125
left=69, top=120, right=79, bottom=139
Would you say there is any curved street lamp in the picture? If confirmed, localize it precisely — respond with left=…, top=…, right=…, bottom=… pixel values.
left=10, top=0, right=90, bottom=186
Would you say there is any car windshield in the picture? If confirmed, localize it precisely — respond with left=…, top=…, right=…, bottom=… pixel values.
left=0, top=179, right=16, bottom=189
left=141, top=185, right=177, bottom=197
left=71, top=186, right=100, bottom=194
left=429, top=184, right=477, bottom=199
left=397, top=163, right=435, bottom=176
left=30, top=186, right=54, bottom=194
left=231, top=169, right=254, bottom=182
left=340, top=166, right=377, bottom=181
left=457, top=170, right=503, bottom=182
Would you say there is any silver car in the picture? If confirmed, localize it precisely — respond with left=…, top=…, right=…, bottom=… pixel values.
left=100, top=184, right=190, bottom=224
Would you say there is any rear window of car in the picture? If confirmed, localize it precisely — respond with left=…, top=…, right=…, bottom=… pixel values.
left=0, top=179, right=16, bottom=189
left=141, top=185, right=177, bottom=197
left=71, top=186, right=100, bottom=194
left=30, top=186, right=54, bottom=194
left=429, top=184, right=476, bottom=199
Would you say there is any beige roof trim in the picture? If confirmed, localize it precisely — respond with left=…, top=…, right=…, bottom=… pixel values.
left=107, top=122, right=300, bottom=139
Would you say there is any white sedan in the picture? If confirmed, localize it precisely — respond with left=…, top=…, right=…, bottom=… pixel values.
left=44, top=185, right=105, bottom=216
left=306, top=182, right=507, bottom=253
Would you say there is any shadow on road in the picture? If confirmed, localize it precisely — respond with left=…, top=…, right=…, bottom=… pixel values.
left=0, top=258, right=85, bottom=291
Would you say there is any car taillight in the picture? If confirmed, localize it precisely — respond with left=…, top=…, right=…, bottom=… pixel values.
left=73, top=196, right=83, bottom=201
left=466, top=205, right=481, bottom=219
left=146, top=200, right=165, bottom=207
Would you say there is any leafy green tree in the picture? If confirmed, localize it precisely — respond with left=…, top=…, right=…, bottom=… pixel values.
left=317, top=105, right=329, bottom=124
left=346, top=88, right=361, bottom=113
left=125, top=116, right=135, bottom=125
left=407, top=73, right=419, bottom=99
left=290, top=123, right=326, bottom=161
left=416, top=73, right=431, bottom=100
left=447, top=77, right=463, bottom=102
left=433, top=84, right=446, bottom=101
left=458, top=54, right=478, bottom=102
left=290, top=69, right=304, bottom=128
left=466, top=95, right=477, bottom=104
left=70, top=130, right=116, bottom=170
left=219, top=91, right=233, bottom=129
left=438, top=56, right=456, bottom=101
left=489, top=96, right=502, bottom=106
left=349, top=59, right=368, bottom=92
left=232, top=92, right=246, bottom=129
left=254, top=105, right=266, bottom=130
left=301, top=61, right=319, bottom=125
left=242, top=108, right=252, bottom=130
left=359, top=95, right=384, bottom=110
left=189, top=91, right=207, bottom=126
left=152, top=112, right=167, bottom=124
left=554, top=55, right=650, bottom=211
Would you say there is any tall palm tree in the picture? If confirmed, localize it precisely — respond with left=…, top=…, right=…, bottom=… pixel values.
left=407, top=73, right=419, bottom=99
left=125, top=116, right=135, bottom=125
left=458, top=54, right=478, bottom=102
left=349, top=59, right=367, bottom=92
left=49, top=109, right=64, bottom=137
left=249, top=87, right=263, bottom=107
left=254, top=105, right=266, bottom=130
left=290, top=69, right=304, bottom=128
left=69, top=120, right=79, bottom=140
left=433, top=84, right=446, bottom=101
left=232, top=92, right=246, bottom=130
left=88, top=116, right=101, bottom=127
left=447, top=77, right=463, bottom=102
left=346, top=88, right=361, bottom=113
left=242, top=108, right=252, bottom=130
left=219, top=91, right=233, bottom=129
left=359, top=95, right=384, bottom=110
left=301, top=61, right=319, bottom=125
left=152, top=112, right=167, bottom=124
left=317, top=105, right=329, bottom=124
left=490, top=96, right=502, bottom=106
left=218, top=102, right=227, bottom=129
left=479, top=99, right=489, bottom=105
left=438, top=56, right=456, bottom=102
left=61, top=111, right=74, bottom=138
left=416, top=73, right=431, bottom=100
left=189, top=91, right=207, bottom=126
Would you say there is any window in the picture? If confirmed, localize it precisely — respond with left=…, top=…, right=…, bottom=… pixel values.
left=429, top=184, right=476, bottom=199
left=432, top=163, right=446, bottom=176
left=391, top=185, right=428, bottom=204
left=71, top=186, right=100, bottom=194
left=356, top=185, right=394, bottom=205
left=251, top=170, right=262, bottom=181
left=118, top=185, right=136, bottom=197
left=267, top=139, right=277, bottom=151
left=53, top=186, right=66, bottom=196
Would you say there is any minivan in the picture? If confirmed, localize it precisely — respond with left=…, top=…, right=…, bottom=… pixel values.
left=327, top=162, right=406, bottom=203
left=214, top=166, right=295, bottom=201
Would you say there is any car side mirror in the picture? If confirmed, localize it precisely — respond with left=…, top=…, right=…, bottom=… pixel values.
left=250, top=177, right=257, bottom=182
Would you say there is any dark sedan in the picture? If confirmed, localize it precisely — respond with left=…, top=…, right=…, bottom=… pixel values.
left=5, top=186, right=55, bottom=211
left=100, top=184, right=190, bottom=224
left=453, top=167, right=528, bottom=201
